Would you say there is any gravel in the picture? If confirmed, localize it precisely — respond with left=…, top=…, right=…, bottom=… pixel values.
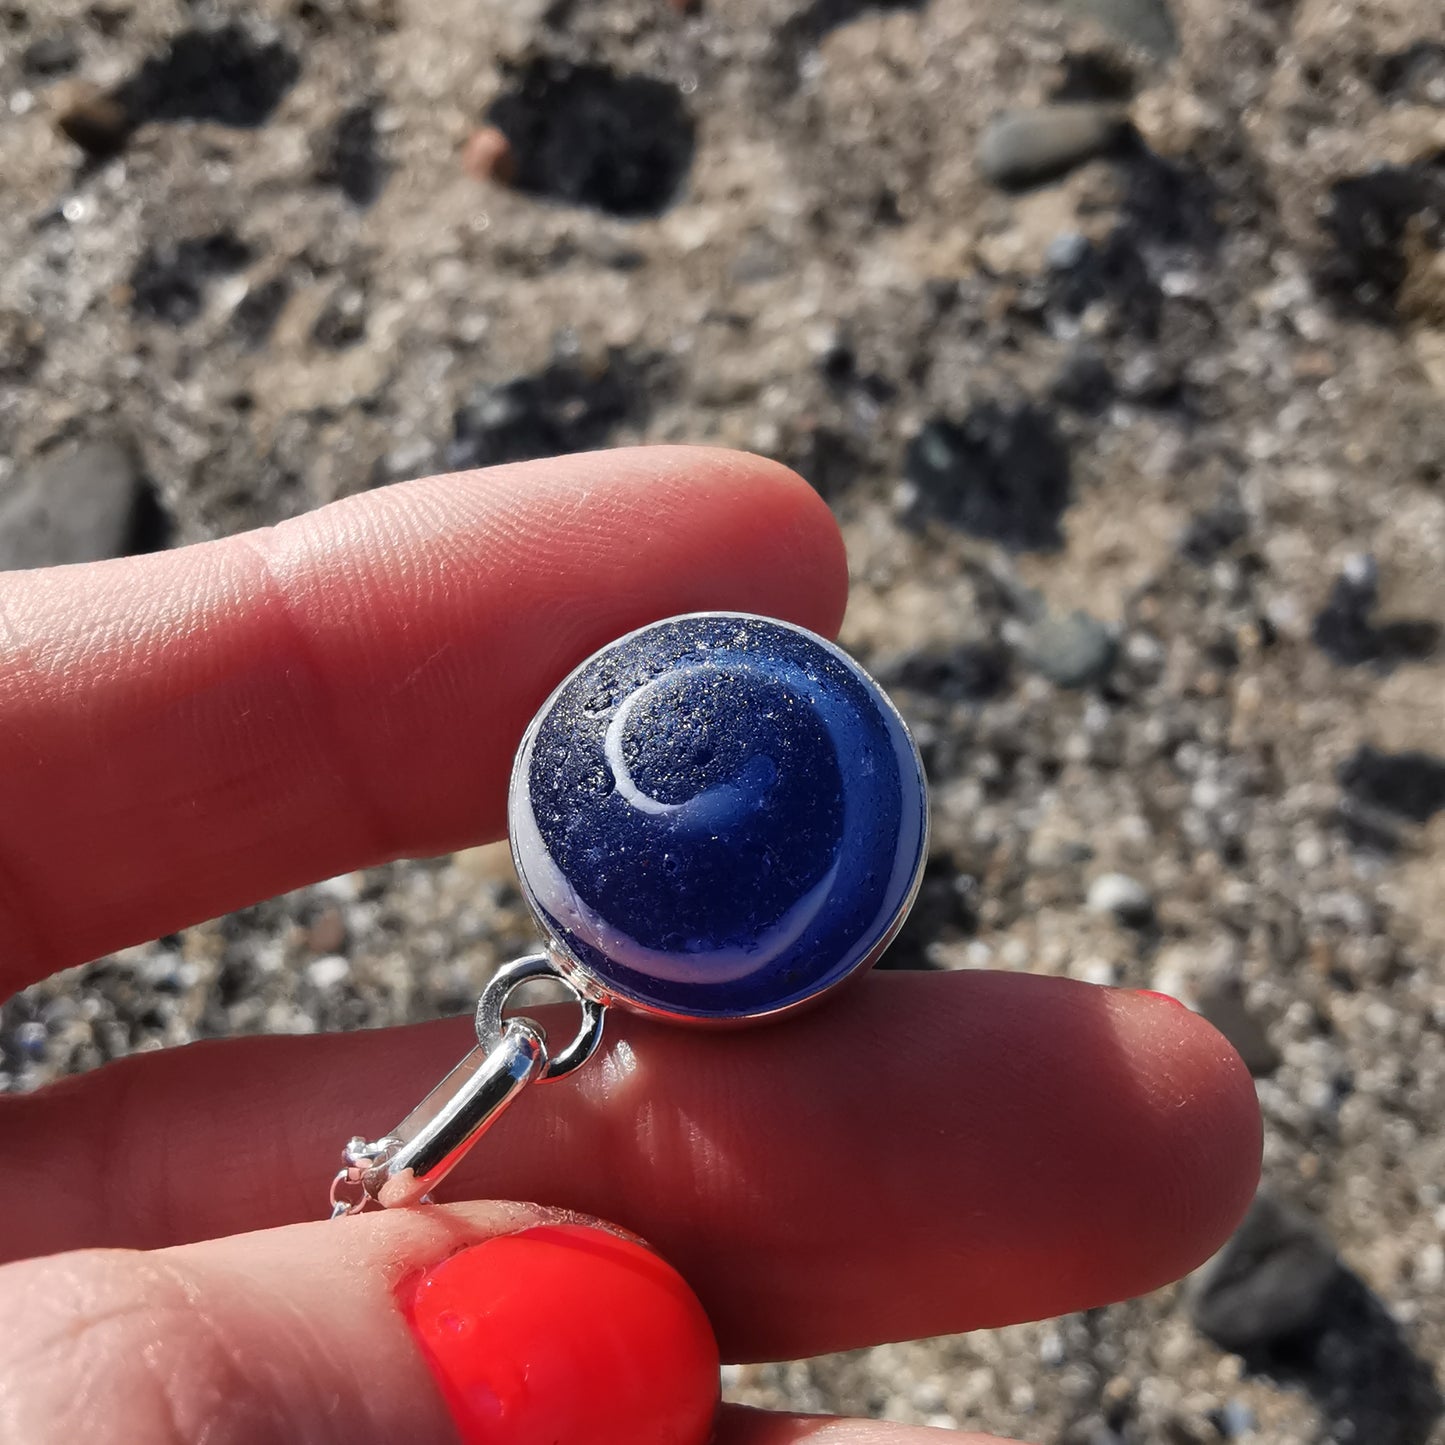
left=3, top=0, right=1445, bottom=1440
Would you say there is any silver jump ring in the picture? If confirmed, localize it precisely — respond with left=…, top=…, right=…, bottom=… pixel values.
left=474, top=953, right=605, bottom=1081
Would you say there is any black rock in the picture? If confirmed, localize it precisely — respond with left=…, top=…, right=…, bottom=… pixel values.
left=1339, top=745, right=1445, bottom=823
left=1179, top=493, right=1248, bottom=564
left=903, top=402, right=1072, bottom=551
left=1050, top=348, right=1115, bottom=413
left=1046, top=229, right=1162, bottom=338
left=231, top=276, right=291, bottom=348
left=1374, top=42, right=1445, bottom=107
left=1311, top=559, right=1439, bottom=668
left=53, top=85, right=132, bottom=157
left=784, top=426, right=863, bottom=505
left=115, top=23, right=300, bottom=129
left=879, top=853, right=978, bottom=970
left=1319, top=155, right=1445, bottom=316
left=1118, top=147, right=1223, bottom=254
left=448, top=353, right=657, bottom=471
left=1195, top=1195, right=1445, bottom=1443
left=1336, top=799, right=1404, bottom=856
left=878, top=642, right=1011, bottom=702
left=22, top=33, right=80, bottom=77
left=1191, top=1194, right=1341, bottom=1352
left=0, top=438, right=169, bottom=571
left=1051, top=49, right=1137, bottom=102
left=316, top=101, right=387, bottom=207
left=486, top=60, right=695, bottom=218
left=0, top=311, right=43, bottom=378
left=130, top=231, right=253, bottom=326
left=311, top=284, right=368, bottom=350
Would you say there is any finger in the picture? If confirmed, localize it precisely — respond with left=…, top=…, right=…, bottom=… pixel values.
left=718, top=1408, right=1007, bottom=1444
left=0, top=1206, right=721, bottom=1445
left=4, top=973, right=1261, bottom=1360
left=0, top=446, right=846, bottom=990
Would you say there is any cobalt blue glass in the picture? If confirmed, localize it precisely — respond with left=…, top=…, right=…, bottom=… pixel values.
left=509, top=613, right=929, bottom=1021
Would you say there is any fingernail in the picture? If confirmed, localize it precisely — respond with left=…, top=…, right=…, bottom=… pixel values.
left=1136, top=989, right=1188, bottom=1009
left=399, top=1223, right=720, bottom=1445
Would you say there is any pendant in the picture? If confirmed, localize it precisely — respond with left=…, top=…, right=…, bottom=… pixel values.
left=329, top=612, right=929, bottom=1217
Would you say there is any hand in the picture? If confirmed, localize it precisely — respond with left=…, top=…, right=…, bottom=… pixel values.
left=0, top=446, right=1260, bottom=1444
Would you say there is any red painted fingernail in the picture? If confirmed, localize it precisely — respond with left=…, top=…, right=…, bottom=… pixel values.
left=399, top=1223, right=720, bottom=1445
left=1137, top=989, right=1188, bottom=1009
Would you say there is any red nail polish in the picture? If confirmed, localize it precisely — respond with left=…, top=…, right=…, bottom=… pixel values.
left=1137, top=989, right=1188, bottom=1009
left=400, top=1223, right=720, bottom=1445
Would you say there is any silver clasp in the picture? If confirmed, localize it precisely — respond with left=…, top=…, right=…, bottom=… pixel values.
left=329, top=953, right=605, bottom=1217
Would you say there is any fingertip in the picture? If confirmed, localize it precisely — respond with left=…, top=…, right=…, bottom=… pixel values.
left=597, top=446, right=849, bottom=638
left=1106, top=988, right=1263, bottom=1282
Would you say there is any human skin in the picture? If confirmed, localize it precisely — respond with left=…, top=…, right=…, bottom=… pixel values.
left=0, top=446, right=1261, bottom=1443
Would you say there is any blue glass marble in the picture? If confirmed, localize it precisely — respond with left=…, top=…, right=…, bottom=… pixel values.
left=508, top=613, right=928, bottom=1020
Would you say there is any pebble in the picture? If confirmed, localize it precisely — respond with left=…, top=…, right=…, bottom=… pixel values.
left=1046, top=231, right=1091, bottom=270
left=22, top=34, right=80, bottom=77
left=1051, top=348, right=1115, bottom=413
left=1179, top=495, right=1248, bottom=565
left=305, top=955, right=351, bottom=991
left=317, top=102, right=387, bottom=207
left=484, top=60, right=696, bottom=217
left=978, top=104, right=1128, bottom=188
left=0, top=438, right=150, bottom=570
left=902, top=403, right=1073, bottom=552
left=1190, top=1193, right=1341, bottom=1352
left=462, top=124, right=515, bottom=184
left=113, top=23, right=299, bottom=130
left=1026, top=610, right=1116, bottom=688
left=1322, top=162, right=1445, bottom=316
left=304, top=904, right=349, bottom=957
left=1216, top=1399, right=1257, bottom=1438
left=1086, top=871, right=1154, bottom=925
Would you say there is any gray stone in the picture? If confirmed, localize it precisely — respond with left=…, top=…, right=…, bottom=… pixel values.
left=1217, top=1400, right=1257, bottom=1438
left=0, top=438, right=148, bottom=571
left=978, top=104, right=1128, bottom=188
left=1052, top=0, right=1178, bottom=57
left=1086, top=871, right=1154, bottom=925
left=1046, top=231, right=1091, bottom=270
left=1191, top=1194, right=1342, bottom=1352
left=1026, top=609, right=1116, bottom=687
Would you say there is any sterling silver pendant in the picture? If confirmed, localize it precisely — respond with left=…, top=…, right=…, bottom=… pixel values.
left=329, top=612, right=929, bottom=1218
